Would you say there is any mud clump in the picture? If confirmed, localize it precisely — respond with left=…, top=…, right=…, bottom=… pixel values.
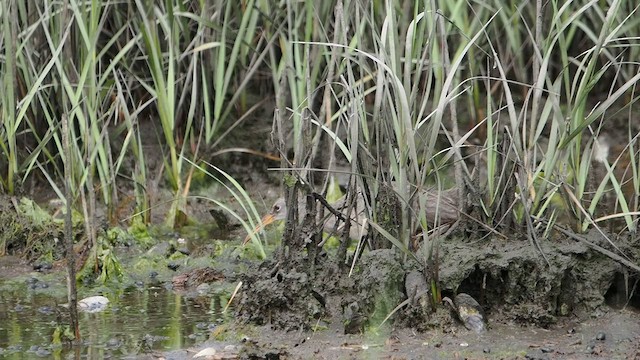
left=342, top=249, right=405, bottom=333
left=171, top=267, right=225, bottom=290
left=236, top=258, right=327, bottom=331
left=236, top=249, right=407, bottom=333
left=438, top=231, right=626, bottom=327
left=237, top=230, right=633, bottom=333
left=401, top=269, right=435, bottom=331
left=0, top=196, right=67, bottom=260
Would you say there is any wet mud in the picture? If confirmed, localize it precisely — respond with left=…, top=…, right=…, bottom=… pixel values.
left=233, top=227, right=640, bottom=359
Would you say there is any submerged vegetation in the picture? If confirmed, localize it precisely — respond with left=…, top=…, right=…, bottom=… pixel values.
left=1, top=0, right=640, bottom=347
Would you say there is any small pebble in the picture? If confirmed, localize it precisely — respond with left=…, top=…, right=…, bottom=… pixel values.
left=483, top=348, right=491, bottom=353
left=541, top=347, right=553, bottom=353
left=459, top=342, right=468, bottom=347
left=596, top=332, right=606, bottom=341
left=525, top=353, right=548, bottom=360
left=106, top=338, right=121, bottom=348
left=567, top=327, right=576, bottom=334
left=193, top=347, right=217, bottom=358
left=586, top=343, right=595, bottom=354
left=35, top=348, right=51, bottom=357
left=167, top=263, right=180, bottom=271
left=148, top=271, right=158, bottom=279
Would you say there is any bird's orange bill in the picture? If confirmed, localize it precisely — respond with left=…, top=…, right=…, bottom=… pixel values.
left=243, top=213, right=277, bottom=245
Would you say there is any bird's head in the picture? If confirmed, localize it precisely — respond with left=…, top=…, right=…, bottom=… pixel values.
left=243, top=197, right=287, bottom=245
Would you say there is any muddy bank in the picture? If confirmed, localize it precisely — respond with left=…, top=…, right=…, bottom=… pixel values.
left=437, top=231, right=637, bottom=327
left=236, top=228, right=640, bottom=335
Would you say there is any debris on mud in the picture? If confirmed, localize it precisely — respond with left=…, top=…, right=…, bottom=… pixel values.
left=171, top=267, right=225, bottom=290
left=0, top=196, right=68, bottom=260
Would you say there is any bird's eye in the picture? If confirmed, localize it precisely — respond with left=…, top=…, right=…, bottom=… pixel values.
left=274, top=204, right=281, bottom=212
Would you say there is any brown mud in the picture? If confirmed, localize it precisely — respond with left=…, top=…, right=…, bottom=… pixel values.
left=230, top=235, right=640, bottom=358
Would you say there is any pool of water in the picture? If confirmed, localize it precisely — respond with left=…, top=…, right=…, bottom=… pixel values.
left=0, top=279, right=228, bottom=359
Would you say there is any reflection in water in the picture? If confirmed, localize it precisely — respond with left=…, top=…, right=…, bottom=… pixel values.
left=0, top=284, right=224, bottom=359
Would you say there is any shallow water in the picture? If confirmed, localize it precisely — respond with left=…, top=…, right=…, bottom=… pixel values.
left=0, top=281, right=225, bottom=359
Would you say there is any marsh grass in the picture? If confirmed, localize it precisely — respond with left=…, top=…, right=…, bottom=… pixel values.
left=1, top=1, right=639, bottom=278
